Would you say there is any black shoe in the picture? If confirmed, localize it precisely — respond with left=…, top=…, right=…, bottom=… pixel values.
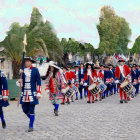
left=2, top=122, right=6, bottom=129
left=106, top=95, right=108, bottom=97
left=95, top=99, right=98, bottom=101
left=67, top=102, right=70, bottom=104
left=71, top=100, right=74, bottom=102
left=61, top=102, right=65, bottom=105
left=120, top=100, right=123, bottom=103
left=99, top=99, right=102, bottom=101
left=54, top=110, right=58, bottom=116
left=124, top=100, right=128, bottom=103
left=75, top=98, right=78, bottom=100
left=92, top=101, right=95, bottom=103
left=80, top=97, right=83, bottom=99
left=28, top=127, right=34, bottom=132
left=87, top=101, right=91, bottom=103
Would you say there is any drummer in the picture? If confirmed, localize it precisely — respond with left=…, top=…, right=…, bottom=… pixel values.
left=84, top=62, right=97, bottom=103
left=61, top=66, right=71, bottom=104
left=115, top=59, right=131, bottom=103
left=67, top=65, right=75, bottom=102
left=94, top=66, right=104, bottom=101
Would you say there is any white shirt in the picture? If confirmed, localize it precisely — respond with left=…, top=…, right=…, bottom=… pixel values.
left=81, top=69, right=83, bottom=74
left=87, top=69, right=92, bottom=76
left=119, top=65, right=125, bottom=78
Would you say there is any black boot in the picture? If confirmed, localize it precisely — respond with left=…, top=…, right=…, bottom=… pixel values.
left=87, top=101, right=91, bottom=103
left=28, top=127, right=34, bottom=132
left=120, top=100, right=123, bottom=103
left=54, top=110, right=58, bottom=116
left=2, top=121, right=6, bottom=129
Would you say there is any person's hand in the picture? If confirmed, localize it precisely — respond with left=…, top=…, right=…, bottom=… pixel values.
left=36, top=96, right=40, bottom=99
left=36, top=93, right=42, bottom=99
left=18, top=79, right=23, bottom=84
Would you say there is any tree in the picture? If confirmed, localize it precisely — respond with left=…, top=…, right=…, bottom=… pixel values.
left=0, top=23, right=27, bottom=78
left=61, top=38, right=95, bottom=63
left=0, top=7, right=64, bottom=78
left=97, top=6, right=131, bottom=55
left=131, top=36, right=140, bottom=54
left=27, top=7, right=63, bottom=62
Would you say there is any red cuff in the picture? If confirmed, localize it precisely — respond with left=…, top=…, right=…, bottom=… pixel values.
left=2, top=90, right=9, bottom=96
left=37, top=85, right=41, bottom=93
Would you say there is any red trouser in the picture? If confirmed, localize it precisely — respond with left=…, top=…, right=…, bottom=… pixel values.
left=62, top=95, right=69, bottom=103
left=88, top=90, right=94, bottom=101
left=119, top=87, right=127, bottom=100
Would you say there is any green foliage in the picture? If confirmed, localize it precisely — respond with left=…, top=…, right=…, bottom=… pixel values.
left=0, top=7, right=63, bottom=78
left=131, top=36, right=140, bottom=54
left=97, top=6, right=131, bottom=55
left=60, top=38, right=95, bottom=56
left=0, top=22, right=27, bottom=65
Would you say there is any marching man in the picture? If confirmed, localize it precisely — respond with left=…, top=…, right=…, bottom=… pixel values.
left=61, top=66, right=71, bottom=104
left=84, top=62, right=97, bottom=103
left=0, top=70, right=9, bottom=129
left=45, top=61, right=66, bottom=116
left=115, top=59, right=131, bottom=103
left=17, top=57, right=42, bottom=132
left=94, top=66, right=104, bottom=101
left=131, top=64, right=139, bottom=96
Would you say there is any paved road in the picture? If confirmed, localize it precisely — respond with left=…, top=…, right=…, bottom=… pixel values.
left=0, top=85, right=140, bottom=140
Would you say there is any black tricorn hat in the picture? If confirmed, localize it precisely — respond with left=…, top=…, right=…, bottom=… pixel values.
left=24, top=57, right=36, bottom=63
left=118, top=59, right=125, bottom=63
left=62, top=66, right=68, bottom=71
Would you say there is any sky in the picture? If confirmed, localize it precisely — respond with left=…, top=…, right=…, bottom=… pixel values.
left=0, top=0, right=140, bottom=49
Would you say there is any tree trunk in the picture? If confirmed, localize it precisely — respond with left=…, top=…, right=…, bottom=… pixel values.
left=12, top=60, right=21, bottom=79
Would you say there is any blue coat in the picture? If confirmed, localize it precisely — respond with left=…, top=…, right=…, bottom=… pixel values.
left=79, top=68, right=85, bottom=82
left=0, top=70, right=9, bottom=107
left=104, top=70, right=113, bottom=88
left=110, top=68, right=115, bottom=79
left=20, top=67, right=41, bottom=105
left=131, top=70, right=139, bottom=83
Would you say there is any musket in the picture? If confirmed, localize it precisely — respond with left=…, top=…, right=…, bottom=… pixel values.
left=17, top=34, right=27, bottom=107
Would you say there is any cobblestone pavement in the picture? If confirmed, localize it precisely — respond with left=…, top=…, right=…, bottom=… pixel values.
left=0, top=85, right=140, bottom=140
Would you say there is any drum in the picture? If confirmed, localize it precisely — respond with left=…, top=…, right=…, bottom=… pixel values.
left=99, top=83, right=107, bottom=93
left=88, top=83, right=101, bottom=95
left=64, top=86, right=75, bottom=98
left=127, top=87, right=136, bottom=95
left=120, top=81, right=135, bottom=95
left=72, top=85, right=79, bottom=93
